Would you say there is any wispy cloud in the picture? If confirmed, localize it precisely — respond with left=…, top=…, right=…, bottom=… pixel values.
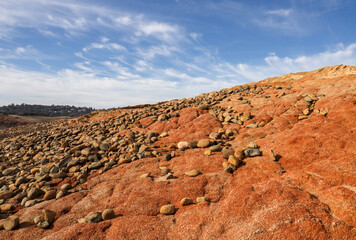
left=83, top=38, right=127, bottom=52
left=1, top=43, right=355, bottom=108
left=0, top=45, right=40, bottom=60
left=214, top=43, right=356, bottom=81
left=266, top=9, right=292, bottom=17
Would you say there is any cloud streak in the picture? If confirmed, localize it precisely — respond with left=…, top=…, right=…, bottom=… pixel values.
left=0, top=43, right=355, bottom=108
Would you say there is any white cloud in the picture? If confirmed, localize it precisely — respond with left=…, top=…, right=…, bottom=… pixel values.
left=0, top=0, right=182, bottom=42
left=214, top=43, right=356, bottom=81
left=136, top=45, right=179, bottom=60
left=115, top=16, right=132, bottom=26
left=266, top=9, right=292, bottom=17
left=1, top=43, right=355, bottom=108
left=83, top=39, right=127, bottom=52
left=0, top=45, right=40, bottom=59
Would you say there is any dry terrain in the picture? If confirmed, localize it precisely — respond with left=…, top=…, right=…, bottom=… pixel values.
left=0, top=65, right=355, bottom=239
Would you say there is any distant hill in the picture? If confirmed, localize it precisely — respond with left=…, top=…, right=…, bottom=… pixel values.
left=0, top=114, right=27, bottom=129
left=0, top=103, right=94, bottom=117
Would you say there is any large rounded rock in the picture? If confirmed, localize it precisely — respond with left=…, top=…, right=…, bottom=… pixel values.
left=43, top=190, right=56, bottom=200
left=43, top=209, right=56, bottom=224
left=160, top=204, right=175, bottom=215
left=185, top=169, right=200, bottom=177
left=221, top=147, right=234, bottom=159
left=180, top=197, right=193, bottom=206
left=197, top=139, right=211, bottom=148
left=177, top=141, right=189, bottom=150
left=0, top=190, right=13, bottom=200
left=4, top=215, right=19, bottom=231
left=27, top=188, right=45, bottom=199
left=102, top=209, right=115, bottom=220
left=244, top=148, right=262, bottom=157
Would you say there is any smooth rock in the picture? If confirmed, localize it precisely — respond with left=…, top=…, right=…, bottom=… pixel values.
left=4, top=215, right=19, bottom=231
left=177, top=142, right=189, bottom=150
left=27, top=188, right=45, bottom=199
left=43, top=209, right=56, bottom=224
left=209, top=144, right=221, bottom=152
left=244, top=148, right=262, bottom=157
left=88, top=162, right=103, bottom=170
left=1, top=203, right=14, bottom=211
left=160, top=204, right=175, bottom=215
left=102, top=209, right=115, bottom=220
left=163, top=153, right=172, bottom=161
left=37, top=220, right=50, bottom=229
left=43, top=190, right=56, bottom=200
left=185, top=169, right=200, bottom=177
left=221, top=147, right=234, bottom=159
left=82, top=211, right=103, bottom=223
left=196, top=197, right=211, bottom=203
left=228, top=155, right=240, bottom=167
left=197, top=139, right=211, bottom=148
left=180, top=197, right=193, bottom=206
left=0, top=190, right=13, bottom=200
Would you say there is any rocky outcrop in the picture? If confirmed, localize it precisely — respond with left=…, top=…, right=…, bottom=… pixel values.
left=0, top=65, right=355, bottom=239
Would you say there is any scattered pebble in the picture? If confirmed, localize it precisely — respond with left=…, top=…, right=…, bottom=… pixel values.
left=197, top=139, right=211, bottom=148
left=180, top=197, right=193, bottom=206
left=102, top=209, right=115, bottom=220
left=160, top=204, right=175, bottom=215
left=184, top=169, right=200, bottom=177
left=196, top=197, right=211, bottom=203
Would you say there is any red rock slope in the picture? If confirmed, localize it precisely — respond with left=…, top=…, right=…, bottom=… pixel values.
left=0, top=65, right=355, bottom=239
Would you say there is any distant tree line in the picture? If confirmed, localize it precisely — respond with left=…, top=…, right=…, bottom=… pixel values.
left=0, top=103, right=95, bottom=117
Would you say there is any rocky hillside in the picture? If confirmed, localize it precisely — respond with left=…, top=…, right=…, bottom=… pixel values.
left=0, top=65, right=355, bottom=239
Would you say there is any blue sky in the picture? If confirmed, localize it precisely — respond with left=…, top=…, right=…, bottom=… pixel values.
left=0, top=0, right=355, bottom=108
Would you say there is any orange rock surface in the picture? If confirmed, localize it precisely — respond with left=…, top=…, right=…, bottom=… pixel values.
left=0, top=65, right=355, bottom=239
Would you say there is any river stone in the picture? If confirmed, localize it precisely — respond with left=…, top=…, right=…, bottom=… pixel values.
left=0, top=190, right=13, bottom=200
left=43, top=209, right=56, bottom=224
left=102, top=209, right=115, bottom=220
left=160, top=204, right=175, bottom=215
left=224, top=165, right=234, bottom=173
left=197, top=139, right=211, bottom=148
left=188, top=141, right=198, bottom=149
left=209, top=132, right=221, bottom=140
left=43, top=190, right=56, bottom=200
left=180, top=197, right=193, bottom=206
left=221, top=147, right=234, bottom=159
left=228, top=155, right=240, bottom=167
left=34, top=215, right=43, bottom=224
left=99, top=142, right=109, bottom=151
left=15, top=176, right=28, bottom=187
left=244, top=148, right=262, bottom=157
left=25, top=199, right=37, bottom=207
left=56, top=190, right=65, bottom=199
left=185, top=169, right=200, bottom=177
left=196, top=197, right=211, bottom=203
left=4, top=215, right=19, bottom=231
left=82, top=211, right=103, bottom=223
left=88, top=162, right=103, bottom=170
left=234, top=148, right=244, bottom=160
left=28, top=188, right=45, bottom=199
left=1, top=204, right=14, bottom=211
left=177, top=142, right=189, bottom=150
left=50, top=171, right=67, bottom=179
left=61, top=183, right=72, bottom=191
left=209, top=144, right=221, bottom=152
left=163, top=153, right=172, bottom=161
left=37, top=221, right=50, bottom=229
